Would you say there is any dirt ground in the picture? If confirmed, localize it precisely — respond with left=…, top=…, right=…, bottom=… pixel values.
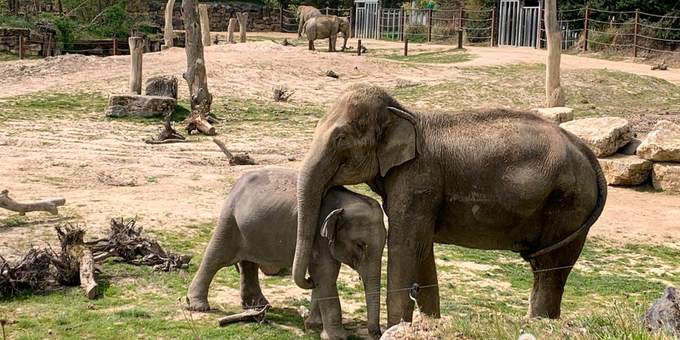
left=1, top=33, right=679, bottom=261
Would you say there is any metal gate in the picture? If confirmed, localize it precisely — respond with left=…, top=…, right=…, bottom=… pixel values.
left=355, top=0, right=380, bottom=39
left=498, top=0, right=540, bottom=47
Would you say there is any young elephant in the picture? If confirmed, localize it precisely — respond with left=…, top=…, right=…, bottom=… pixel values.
left=187, top=168, right=385, bottom=339
left=304, top=15, right=350, bottom=52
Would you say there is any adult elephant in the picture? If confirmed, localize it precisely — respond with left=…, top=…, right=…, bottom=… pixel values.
left=292, top=84, right=607, bottom=326
left=305, top=15, right=350, bottom=52
left=297, top=5, right=322, bottom=37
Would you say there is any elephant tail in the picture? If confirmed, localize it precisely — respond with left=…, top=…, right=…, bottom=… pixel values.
left=525, top=144, right=607, bottom=259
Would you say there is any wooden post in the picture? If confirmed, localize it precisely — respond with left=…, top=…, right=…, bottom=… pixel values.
left=544, top=0, right=564, bottom=107
left=404, top=38, right=408, bottom=56
left=490, top=7, right=496, bottom=47
left=325, top=7, right=329, bottom=15
left=236, top=12, right=248, bottom=43
left=457, top=29, right=463, bottom=49
left=427, top=9, right=432, bottom=42
left=279, top=7, right=283, bottom=33
left=199, top=4, right=211, bottom=47
left=357, top=39, right=362, bottom=55
left=163, top=0, right=176, bottom=48
left=18, top=35, right=24, bottom=59
left=633, top=9, right=639, bottom=58
left=129, top=37, right=143, bottom=94
left=349, top=10, right=354, bottom=38
left=228, top=18, right=237, bottom=43
left=112, top=38, right=118, bottom=55
left=582, top=6, right=589, bottom=52
left=459, top=7, right=464, bottom=29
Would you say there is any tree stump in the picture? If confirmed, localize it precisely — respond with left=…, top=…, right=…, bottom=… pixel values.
left=54, top=226, right=99, bottom=299
left=227, top=18, right=237, bottom=44
left=163, top=0, right=176, bottom=48
left=129, top=37, right=144, bottom=94
left=182, top=0, right=215, bottom=135
left=236, top=12, right=248, bottom=43
left=199, top=4, right=211, bottom=47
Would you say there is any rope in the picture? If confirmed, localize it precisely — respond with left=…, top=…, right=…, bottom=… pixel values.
left=639, top=11, right=680, bottom=19
left=636, top=45, right=680, bottom=54
left=590, top=8, right=636, bottom=15
left=636, top=34, right=680, bottom=43
left=638, top=22, right=680, bottom=31
left=588, top=18, right=635, bottom=26
left=587, top=29, right=636, bottom=36
left=585, top=40, right=634, bottom=48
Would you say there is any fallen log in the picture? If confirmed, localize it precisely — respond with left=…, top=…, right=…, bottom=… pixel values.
left=0, top=189, right=65, bottom=215
left=54, top=226, right=99, bottom=299
left=146, top=116, right=187, bottom=144
left=218, top=304, right=271, bottom=327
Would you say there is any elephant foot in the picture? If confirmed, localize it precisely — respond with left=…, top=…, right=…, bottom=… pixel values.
left=241, top=294, right=270, bottom=309
left=321, top=327, right=348, bottom=340
left=367, top=325, right=382, bottom=339
left=304, top=316, right=323, bottom=331
left=186, top=296, right=211, bottom=312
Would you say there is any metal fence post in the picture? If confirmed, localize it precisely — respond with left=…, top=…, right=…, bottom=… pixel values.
left=399, top=8, right=404, bottom=41
left=490, top=6, right=496, bottom=47
left=404, top=38, right=408, bottom=56
left=633, top=9, right=639, bottom=58
left=427, top=9, right=433, bottom=42
left=583, top=6, right=589, bottom=52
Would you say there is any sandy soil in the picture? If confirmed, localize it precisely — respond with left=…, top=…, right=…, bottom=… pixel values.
left=1, top=34, right=679, bottom=261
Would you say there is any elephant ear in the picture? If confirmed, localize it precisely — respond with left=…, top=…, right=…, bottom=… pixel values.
left=320, top=208, right=344, bottom=245
left=378, top=107, right=419, bottom=177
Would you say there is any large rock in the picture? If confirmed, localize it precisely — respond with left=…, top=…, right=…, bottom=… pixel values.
left=652, top=163, right=680, bottom=193
left=144, top=75, right=178, bottom=99
left=637, top=120, right=680, bottom=162
left=105, top=94, right=176, bottom=118
left=643, top=287, right=680, bottom=335
left=530, top=107, right=574, bottom=124
left=560, top=117, right=633, bottom=157
left=598, top=154, right=652, bottom=186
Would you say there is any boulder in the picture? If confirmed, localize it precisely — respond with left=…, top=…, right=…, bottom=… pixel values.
left=530, top=107, right=574, bottom=124
left=652, top=163, right=680, bottom=193
left=598, top=154, right=652, bottom=186
left=618, top=138, right=642, bottom=155
left=560, top=117, right=632, bottom=157
left=105, top=95, right=176, bottom=118
left=637, top=120, right=680, bottom=162
left=144, top=75, right=178, bottom=99
left=643, top=287, right=680, bottom=335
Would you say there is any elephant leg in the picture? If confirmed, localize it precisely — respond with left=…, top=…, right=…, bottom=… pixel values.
left=298, top=18, right=304, bottom=37
left=415, top=244, right=440, bottom=317
left=238, top=260, right=270, bottom=309
left=187, top=217, right=240, bottom=311
left=526, top=230, right=587, bottom=319
left=309, top=252, right=345, bottom=339
left=304, top=294, right=323, bottom=331
left=385, top=189, right=440, bottom=326
left=309, top=39, right=315, bottom=51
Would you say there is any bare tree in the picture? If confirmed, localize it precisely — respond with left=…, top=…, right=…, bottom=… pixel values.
left=182, top=0, right=215, bottom=135
left=236, top=12, right=248, bottom=43
left=227, top=18, right=237, bottom=44
left=163, top=0, right=176, bottom=48
left=199, top=4, right=211, bottom=47
left=544, top=0, right=565, bottom=107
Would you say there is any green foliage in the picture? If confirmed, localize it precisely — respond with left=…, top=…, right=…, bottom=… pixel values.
left=86, top=3, right=131, bottom=38
left=0, top=15, right=33, bottom=28
left=383, top=49, right=473, bottom=63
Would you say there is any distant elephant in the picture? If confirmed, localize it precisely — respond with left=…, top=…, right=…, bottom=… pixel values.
left=187, top=168, right=386, bottom=339
left=291, top=84, right=608, bottom=326
left=297, top=5, right=322, bottom=38
left=304, top=15, right=349, bottom=52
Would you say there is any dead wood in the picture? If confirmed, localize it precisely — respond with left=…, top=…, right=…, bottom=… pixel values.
left=227, top=18, right=237, bottom=43
left=281, top=38, right=294, bottom=46
left=272, top=85, right=295, bottom=102
left=218, top=304, right=271, bottom=327
left=236, top=12, right=248, bottom=43
left=325, top=70, right=339, bottom=79
left=54, top=226, right=99, bottom=299
left=186, top=112, right=216, bottom=136
left=86, top=218, right=192, bottom=271
left=212, top=138, right=257, bottom=166
left=146, top=116, right=186, bottom=144
left=0, top=249, right=53, bottom=297
left=0, top=189, right=65, bottom=215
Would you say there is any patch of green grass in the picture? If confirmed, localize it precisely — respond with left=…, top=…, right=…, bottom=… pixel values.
left=217, top=97, right=324, bottom=124
left=0, top=92, right=107, bottom=120
left=382, top=48, right=474, bottom=64
left=0, top=215, right=28, bottom=228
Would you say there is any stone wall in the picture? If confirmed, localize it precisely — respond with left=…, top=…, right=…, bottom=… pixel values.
left=7, top=0, right=58, bottom=15
left=0, top=26, right=56, bottom=57
left=148, top=1, right=282, bottom=32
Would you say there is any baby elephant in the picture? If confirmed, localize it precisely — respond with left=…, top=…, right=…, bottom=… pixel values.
left=187, top=168, right=386, bottom=339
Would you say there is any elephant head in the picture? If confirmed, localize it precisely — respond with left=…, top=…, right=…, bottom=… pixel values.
left=322, top=202, right=386, bottom=336
left=293, top=84, right=419, bottom=290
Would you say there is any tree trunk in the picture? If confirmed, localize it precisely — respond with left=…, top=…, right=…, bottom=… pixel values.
left=199, top=4, right=211, bottom=47
left=163, top=0, right=175, bottom=48
left=182, top=0, right=214, bottom=135
left=236, top=12, right=248, bottom=43
left=227, top=18, right=237, bottom=43
left=544, top=0, right=564, bottom=107
left=0, top=189, right=65, bottom=215
left=129, top=37, right=144, bottom=94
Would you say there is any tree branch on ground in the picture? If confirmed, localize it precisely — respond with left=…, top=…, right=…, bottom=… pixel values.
left=0, top=190, right=65, bottom=215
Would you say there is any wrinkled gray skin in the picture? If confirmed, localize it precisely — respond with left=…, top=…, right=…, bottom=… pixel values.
left=297, top=5, right=322, bottom=38
left=187, top=168, right=386, bottom=339
left=305, top=15, right=349, bottom=52
left=292, top=84, right=608, bottom=326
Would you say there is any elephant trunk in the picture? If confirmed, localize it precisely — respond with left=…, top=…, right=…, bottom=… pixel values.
left=362, top=262, right=382, bottom=338
left=293, top=149, right=335, bottom=289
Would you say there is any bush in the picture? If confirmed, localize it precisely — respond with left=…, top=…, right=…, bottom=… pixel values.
left=86, top=3, right=132, bottom=38
left=404, top=24, right=427, bottom=42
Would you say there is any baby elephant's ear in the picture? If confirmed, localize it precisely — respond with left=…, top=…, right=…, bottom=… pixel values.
left=320, top=208, right=344, bottom=243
